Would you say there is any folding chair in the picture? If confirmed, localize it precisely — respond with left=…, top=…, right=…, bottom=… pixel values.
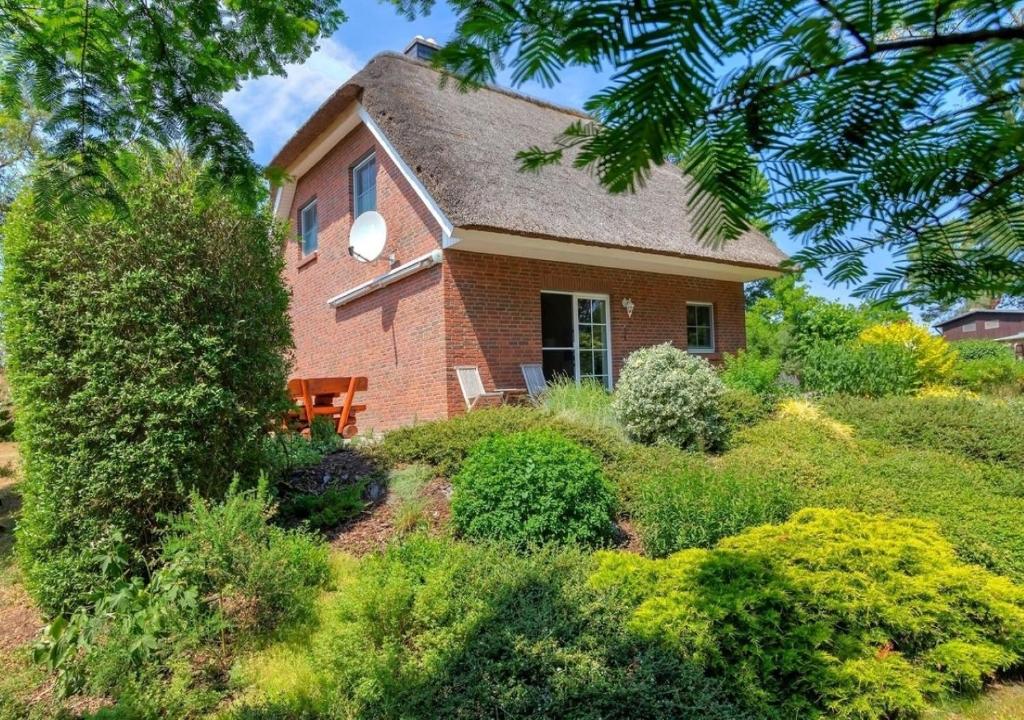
left=520, top=363, right=548, bottom=398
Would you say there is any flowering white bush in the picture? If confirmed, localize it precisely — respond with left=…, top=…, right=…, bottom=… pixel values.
left=612, top=343, right=728, bottom=450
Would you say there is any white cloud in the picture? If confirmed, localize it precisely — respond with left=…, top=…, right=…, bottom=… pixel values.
left=225, top=38, right=361, bottom=164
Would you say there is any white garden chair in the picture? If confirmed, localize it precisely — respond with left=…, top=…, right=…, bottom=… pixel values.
left=520, top=363, right=548, bottom=399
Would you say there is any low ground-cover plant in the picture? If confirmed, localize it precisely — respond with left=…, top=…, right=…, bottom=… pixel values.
left=452, top=430, right=615, bottom=548
left=719, top=402, right=1024, bottom=581
left=375, top=406, right=627, bottom=477
left=613, top=343, right=728, bottom=450
left=802, top=340, right=919, bottom=396
left=824, top=395, right=1024, bottom=471
left=36, top=482, right=329, bottom=715
left=591, top=508, right=1024, bottom=719
left=3, top=155, right=292, bottom=613
left=277, top=484, right=367, bottom=532
left=232, top=537, right=752, bottom=720
left=719, top=387, right=777, bottom=432
left=627, top=460, right=797, bottom=557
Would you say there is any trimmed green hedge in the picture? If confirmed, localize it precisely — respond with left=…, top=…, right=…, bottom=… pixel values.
left=2, top=156, right=292, bottom=613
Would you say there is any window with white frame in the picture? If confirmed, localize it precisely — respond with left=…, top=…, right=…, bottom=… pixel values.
left=352, top=153, right=377, bottom=217
left=985, top=319, right=1000, bottom=330
left=540, top=292, right=612, bottom=389
left=299, top=200, right=318, bottom=255
left=963, top=322, right=977, bottom=333
left=686, top=303, right=714, bottom=352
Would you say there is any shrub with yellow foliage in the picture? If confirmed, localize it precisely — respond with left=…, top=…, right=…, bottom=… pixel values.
left=859, top=321, right=956, bottom=383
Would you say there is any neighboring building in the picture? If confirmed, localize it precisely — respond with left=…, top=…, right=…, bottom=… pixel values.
left=933, top=309, right=1024, bottom=344
left=269, top=42, right=786, bottom=430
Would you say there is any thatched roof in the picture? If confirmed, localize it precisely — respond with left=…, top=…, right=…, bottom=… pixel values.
left=270, top=52, right=786, bottom=272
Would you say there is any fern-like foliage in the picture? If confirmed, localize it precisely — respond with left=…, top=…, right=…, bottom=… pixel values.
left=0, top=0, right=347, bottom=211
left=393, top=0, right=1024, bottom=304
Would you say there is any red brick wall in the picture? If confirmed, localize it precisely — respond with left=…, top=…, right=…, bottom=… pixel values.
left=283, top=123, right=752, bottom=430
left=284, top=124, right=448, bottom=431
left=442, top=250, right=747, bottom=417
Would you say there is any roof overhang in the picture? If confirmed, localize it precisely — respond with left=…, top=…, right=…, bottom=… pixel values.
left=447, top=228, right=783, bottom=282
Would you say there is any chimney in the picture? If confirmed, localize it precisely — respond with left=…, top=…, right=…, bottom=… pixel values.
left=403, top=35, right=441, bottom=61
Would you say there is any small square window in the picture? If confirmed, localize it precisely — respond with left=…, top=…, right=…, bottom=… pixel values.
left=984, top=320, right=1000, bottom=330
left=687, top=303, right=714, bottom=352
left=963, top=322, right=977, bottom=333
left=299, top=201, right=318, bottom=255
left=353, top=154, right=377, bottom=217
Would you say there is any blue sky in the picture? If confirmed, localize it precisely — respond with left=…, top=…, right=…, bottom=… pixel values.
left=224, top=0, right=886, bottom=309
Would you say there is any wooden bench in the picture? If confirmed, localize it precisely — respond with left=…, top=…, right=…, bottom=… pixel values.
left=287, top=376, right=368, bottom=438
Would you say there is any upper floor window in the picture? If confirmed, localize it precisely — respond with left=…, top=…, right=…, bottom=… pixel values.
left=353, top=153, right=377, bottom=217
left=687, top=303, right=714, bottom=353
left=299, top=200, right=318, bottom=255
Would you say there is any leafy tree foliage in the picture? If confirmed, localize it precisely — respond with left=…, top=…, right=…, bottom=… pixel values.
left=394, top=0, right=1024, bottom=304
left=2, top=152, right=292, bottom=613
left=0, top=0, right=346, bottom=206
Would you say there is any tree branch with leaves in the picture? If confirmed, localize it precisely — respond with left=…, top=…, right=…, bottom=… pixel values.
left=394, top=0, right=1024, bottom=305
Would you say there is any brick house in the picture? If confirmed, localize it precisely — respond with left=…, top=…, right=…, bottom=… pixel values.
left=934, top=309, right=1024, bottom=358
left=270, top=42, right=786, bottom=430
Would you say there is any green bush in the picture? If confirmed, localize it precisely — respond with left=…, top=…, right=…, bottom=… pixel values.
left=719, top=387, right=776, bottom=432
left=591, top=508, right=1024, bottom=719
left=824, top=395, right=1024, bottom=471
left=452, top=430, right=615, bottom=548
left=278, top=484, right=367, bottom=531
left=612, top=343, right=728, bottom=450
left=3, top=155, right=291, bottom=613
left=232, top=536, right=752, bottom=720
left=261, top=417, right=344, bottom=480
left=375, top=405, right=627, bottom=477
left=954, top=339, right=1014, bottom=361
left=951, top=355, right=1024, bottom=395
left=802, top=340, right=919, bottom=396
left=629, top=461, right=797, bottom=557
left=36, top=482, right=330, bottom=712
left=720, top=406, right=1024, bottom=581
left=720, top=350, right=784, bottom=397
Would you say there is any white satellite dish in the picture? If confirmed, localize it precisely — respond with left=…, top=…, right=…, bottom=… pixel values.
left=348, top=211, right=387, bottom=263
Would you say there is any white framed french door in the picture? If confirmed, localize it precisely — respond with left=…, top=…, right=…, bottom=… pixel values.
left=540, top=291, right=613, bottom=389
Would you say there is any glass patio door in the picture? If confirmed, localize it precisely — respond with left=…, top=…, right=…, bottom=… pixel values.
left=540, top=292, right=611, bottom=389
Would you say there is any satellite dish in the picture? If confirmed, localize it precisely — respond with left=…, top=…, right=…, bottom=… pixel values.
left=348, top=211, right=387, bottom=262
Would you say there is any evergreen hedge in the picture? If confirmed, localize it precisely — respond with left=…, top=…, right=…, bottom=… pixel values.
left=2, top=154, right=292, bottom=612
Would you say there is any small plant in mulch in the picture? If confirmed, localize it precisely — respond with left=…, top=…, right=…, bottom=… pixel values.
left=274, top=443, right=387, bottom=533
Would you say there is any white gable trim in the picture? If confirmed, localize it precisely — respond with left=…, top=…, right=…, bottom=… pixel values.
left=356, top=104, right=454, bottom=241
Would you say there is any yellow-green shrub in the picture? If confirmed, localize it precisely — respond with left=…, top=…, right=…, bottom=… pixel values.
left=590, top=508, right=1024, bottom=719
left=859, top=321, right=956, bottom=384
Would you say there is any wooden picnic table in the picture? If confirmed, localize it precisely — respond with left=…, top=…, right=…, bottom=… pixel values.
left=287, top=376, right=368, bottom=438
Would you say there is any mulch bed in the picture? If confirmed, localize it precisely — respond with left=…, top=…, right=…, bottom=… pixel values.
left=279, top=448, right=384, bottom=495
left=329, top=477, right=453, bottom=556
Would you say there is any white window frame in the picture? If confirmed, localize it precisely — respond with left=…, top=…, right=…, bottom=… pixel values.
left=352, top=153, right=377, bottom=218
left=299, top=200, right=318, bottom=256
left=984, top=319, right=1000, bottom=330
left=686, top=302, right=715, bottom=353
left=540, top=291, right=613, bottom=390
left=963, top=322, right=977, bottom=333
